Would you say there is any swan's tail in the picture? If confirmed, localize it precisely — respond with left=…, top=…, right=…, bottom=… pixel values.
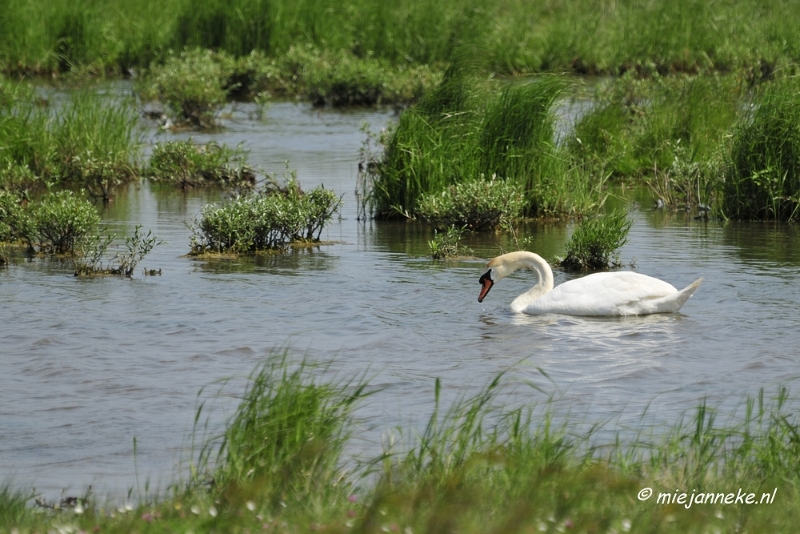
left=674, top=277, right=703, bottom=311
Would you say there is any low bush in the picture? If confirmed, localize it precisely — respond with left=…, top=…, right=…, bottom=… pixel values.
left=428, top=225, right=471, bottom=259
left=73, top=225, right=162, bottom=276
left=189, top=179, right=342, bottom=254
left=415, top=176, right=524, bottom=231
left=137, top=49, right=234, bottom=129
left=27, top=190, right=100, bottom=254
left=723, top=78, right=800, bottom=220
left=557, top=209, right=631, bottom=271
left=0, top=191, right=27, bottom=243
left=147, top=140, right=256, bottom=190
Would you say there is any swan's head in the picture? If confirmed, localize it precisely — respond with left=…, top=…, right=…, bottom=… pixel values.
left=477, top=256, right=514, bottom=302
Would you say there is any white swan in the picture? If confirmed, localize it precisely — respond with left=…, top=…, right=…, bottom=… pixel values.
left=478, top=251, right=702, bottom=316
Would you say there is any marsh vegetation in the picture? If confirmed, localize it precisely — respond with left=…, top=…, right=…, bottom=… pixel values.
left=5, top=0, right=800, bottom=530
left=4, top=357, right=800, bottom=532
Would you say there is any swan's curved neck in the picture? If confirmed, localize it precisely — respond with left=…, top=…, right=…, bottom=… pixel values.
left=493, top=252, right=554, bottom=312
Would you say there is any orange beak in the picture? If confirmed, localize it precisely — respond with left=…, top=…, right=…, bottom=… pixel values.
left=478, top=272, right=494, bottom=303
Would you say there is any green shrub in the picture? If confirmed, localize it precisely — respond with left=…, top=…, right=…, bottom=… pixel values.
left=0, top=162, right=41, bottom=197
left=138, top=49, right=234, bottom=128
left=147, top=139, right=256, bottom=190
left=428, top=225, right=471, bottom=259
left=0, top=191, right=27, bottom=243
left=415, top=176, right=524, bottom=231
left=28, top=190, right=100, bottom=254
left=557, top=210, right=631, bottom=271
left=73, top=225, right=162, bottom=276
left=189, top=179, right=342, bottom=253
left=724, top=78, right=800, bottom=220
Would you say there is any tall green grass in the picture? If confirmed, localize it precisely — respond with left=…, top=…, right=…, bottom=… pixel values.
left=0, top=85, right=141, bottom=197
left=570, top=74, right=743, bottom=180
left=372, top=73, right=604, bottom=219
left=4, top=357, right=800, bottom=531
left=195, top=355, right=370, bottom=510
left=3, top=0, right=800, bottom=78
left=723, top=78, right=800, bottom=220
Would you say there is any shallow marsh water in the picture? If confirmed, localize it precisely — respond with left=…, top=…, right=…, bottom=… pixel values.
left=2, top=94, right=800, bottom=500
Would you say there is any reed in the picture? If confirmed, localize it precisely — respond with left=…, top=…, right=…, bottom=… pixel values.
left=0, top=87, right=141, bottom=197
left=3, top=0, right=800, bottom=80
left=723, top=78, right=800, bottom=220
left=570, top=74, right=742, bottom=180
left=4, top=360, right=800, bottom=532
left=373, top=73, right=603, bottom=219
left=195, top=354, right=370, bottom=508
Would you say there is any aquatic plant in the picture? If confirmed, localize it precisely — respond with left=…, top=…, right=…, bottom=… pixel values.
left=569, top=74, right=742, bottom=181
left=137, top=48, right=233, bottom=129
left=195, top=354, right=369, bottom=505
left=73, top=225, right=162, bottom=276
left=27, top=190, right=100, bottom=254
left=723, top=78, right=800, bottom=221
left=428, top=225, right=471, bottom=260
left=147, top=139, right=256, bottom=190
left=189, top=179, right=342, bottom=254
left=0, top=89, right=140, bottom=197
left=557, top=210, right=631, bottom=271
left=416, top=176, right=524, bottom=231
left=374, top=72, right=602, bottom=218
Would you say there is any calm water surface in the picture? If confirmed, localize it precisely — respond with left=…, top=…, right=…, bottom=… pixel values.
left=2, top=96, right=800, bottom=500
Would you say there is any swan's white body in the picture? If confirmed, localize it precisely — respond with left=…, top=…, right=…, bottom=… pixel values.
left=478, top=251, right=702, bottom=316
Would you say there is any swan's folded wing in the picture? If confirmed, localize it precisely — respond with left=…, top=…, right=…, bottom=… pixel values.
left=525, top=272, right=678, bottom=316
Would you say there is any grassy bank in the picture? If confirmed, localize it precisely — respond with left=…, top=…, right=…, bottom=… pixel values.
left=4, top=356, right=800, bottom=532
left=2, top=0, right=800, bottom=79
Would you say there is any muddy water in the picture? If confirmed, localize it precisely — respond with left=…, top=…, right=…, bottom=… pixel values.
left=3, top=97, right=800, bottom=500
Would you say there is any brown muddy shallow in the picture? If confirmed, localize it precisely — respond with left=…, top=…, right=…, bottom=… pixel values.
left=2, top=90, right=800, bottom=499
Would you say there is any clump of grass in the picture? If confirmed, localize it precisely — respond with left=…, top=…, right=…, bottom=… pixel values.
left=557, top=210, right=631, bottom=271
left=373, top=72, right=603, bottom=219
left=0, top=89, right=141, bottom=199
left=189, top=178, right=342, bottom=254
left=428, top=225, right=471, bottom=259
left=147, top=139, right=256, bottom=190
left=73, top=225, right=162, bottom=276
left=415, top=176, right=524, bottom=231
left=195, top=354, right=369, bottom=507
left=569, top=74, right=742, bottom=181
left=723, top=78, right=800, bottom=221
